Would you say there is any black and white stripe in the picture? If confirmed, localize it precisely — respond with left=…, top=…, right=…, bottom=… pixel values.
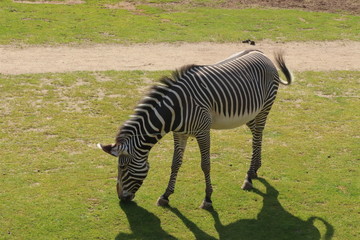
left=99, top=49, right=292, bottom=208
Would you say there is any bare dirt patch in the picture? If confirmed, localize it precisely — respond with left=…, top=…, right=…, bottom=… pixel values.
left=104, top=2, right=137, bottom=10
left=144, top=0, right=359, bottom=15
left=103, top=2, right=146, bottom=15
left=217, top=0, right=359, bottom=15
left=12, top=0, right=360, bottom=14
left=0, top=41, right=359, bottom=75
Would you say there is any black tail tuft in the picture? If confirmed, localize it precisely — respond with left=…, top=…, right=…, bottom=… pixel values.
left=274, top=51, right=292, bottom=85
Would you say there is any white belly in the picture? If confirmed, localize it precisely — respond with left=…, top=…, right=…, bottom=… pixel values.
left=210, top=110, right=260, bottom=129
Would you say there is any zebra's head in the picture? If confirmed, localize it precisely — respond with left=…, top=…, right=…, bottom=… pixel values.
left=97, top=143, right=150, bottom=202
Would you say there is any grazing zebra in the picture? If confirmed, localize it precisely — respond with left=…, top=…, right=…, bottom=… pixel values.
left=98, top=49, right=292, bottom=209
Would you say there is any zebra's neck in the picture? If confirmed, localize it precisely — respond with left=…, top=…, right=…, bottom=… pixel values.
left=117, top=84, right=180, bottom=149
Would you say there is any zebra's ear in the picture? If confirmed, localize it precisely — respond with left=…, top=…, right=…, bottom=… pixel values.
left=97, top=143, right=119, bottom=157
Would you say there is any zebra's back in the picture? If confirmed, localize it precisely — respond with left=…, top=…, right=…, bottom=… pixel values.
left=179, top=50, right=279, bottom=130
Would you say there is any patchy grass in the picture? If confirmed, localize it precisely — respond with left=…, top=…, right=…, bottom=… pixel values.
left=0, top=0, right=359, bottom=44
left=0, top=70, right=359, bottom=239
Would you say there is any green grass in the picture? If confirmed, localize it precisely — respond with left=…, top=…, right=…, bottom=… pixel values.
left=0, top=0, right=359, bottom=45
left=1, top=70, right=359, bottom=239
left=1, top=1, right=359, bottom=239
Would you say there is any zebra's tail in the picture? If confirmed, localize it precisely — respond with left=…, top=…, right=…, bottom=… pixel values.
left=274, top=51, right=292, bottom=85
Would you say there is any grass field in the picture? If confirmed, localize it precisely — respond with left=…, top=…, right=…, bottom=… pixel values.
left=1, top=0, right=359, bottom=44
left=1, top=70, right=359, bottom=239
left=1, top=0, right=359, bottom=239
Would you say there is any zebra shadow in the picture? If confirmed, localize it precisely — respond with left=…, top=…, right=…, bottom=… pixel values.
left=116, top=201, right=177, bottom=240
left=170, top=178, right=334, bottom=240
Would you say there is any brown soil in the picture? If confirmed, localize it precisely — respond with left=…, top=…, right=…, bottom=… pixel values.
left=217, top=0, right=359, bottom=15
left=12, top=0, right=360, bottom=14
left=0, top=41, right=359, bottom=74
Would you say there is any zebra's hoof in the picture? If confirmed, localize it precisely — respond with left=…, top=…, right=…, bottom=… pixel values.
left=200, top=200, right=213, bottom=210
left=157, top=196, right=169, bottom=207
left=241, top=180, right=253, bottom=190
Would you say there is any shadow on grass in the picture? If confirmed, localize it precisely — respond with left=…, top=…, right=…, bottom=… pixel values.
left=170, top=178, right=334, bottom=240
left=116, top=201, right=177, bottom=240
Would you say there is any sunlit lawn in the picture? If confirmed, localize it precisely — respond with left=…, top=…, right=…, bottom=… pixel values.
left=0, top=70, right=359, bottom=239
left=1, top=0, right=359, bottom=44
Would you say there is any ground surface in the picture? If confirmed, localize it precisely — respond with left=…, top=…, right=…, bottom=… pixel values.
left=14, top=0, right=360, bottom=14
left=1, top=41, right=359, bottom=74
left=3, top=0, right=359, bottom=74
left=220, top=0, right=359, bottom=14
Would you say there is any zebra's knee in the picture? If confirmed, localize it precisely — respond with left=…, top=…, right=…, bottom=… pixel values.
left=201, top=162, right=210, bottom=174
left=171, top=160, right=182, bottom=172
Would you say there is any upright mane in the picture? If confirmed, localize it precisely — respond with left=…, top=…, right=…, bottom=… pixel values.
left=139, top=64, right=198, bottom=106
left=170, top=64, right=198, bottom=82
left=116, top=64, right=198, bottom=143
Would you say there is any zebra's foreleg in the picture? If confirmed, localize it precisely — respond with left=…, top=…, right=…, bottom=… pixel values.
left=196, top=132, right=213, bottom=209
left=157, top=133, right=188, bottom=207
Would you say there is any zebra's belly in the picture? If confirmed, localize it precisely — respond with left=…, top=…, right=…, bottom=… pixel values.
left=210, top=110, right=260, bottom=130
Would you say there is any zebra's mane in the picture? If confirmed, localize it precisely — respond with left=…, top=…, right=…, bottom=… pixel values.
left=139, top=64, right=198, bottom=106
left=170, top=64, right=198, bottom=82
left=115, top=64, right=197, bottom=143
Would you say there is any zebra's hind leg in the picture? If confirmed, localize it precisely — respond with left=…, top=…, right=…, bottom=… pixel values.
left=157, top=133, right=188, bottom=207
left=196, top=132, right=213, bottom=209
left=242, top=117, right=267, bottom=190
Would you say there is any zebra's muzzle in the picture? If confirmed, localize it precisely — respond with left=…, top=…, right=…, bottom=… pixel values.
left=116, top=176, right=135, bottom=202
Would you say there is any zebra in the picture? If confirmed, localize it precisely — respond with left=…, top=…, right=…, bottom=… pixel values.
left=98, top=49, right=292, bottom=209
